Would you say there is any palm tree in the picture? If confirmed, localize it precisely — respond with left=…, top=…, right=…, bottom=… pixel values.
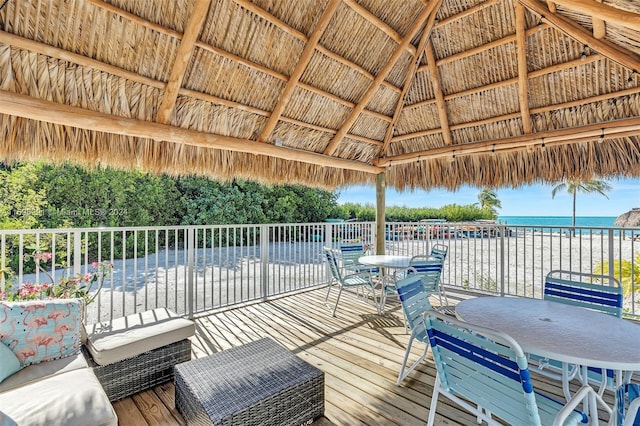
left=476, top=188, right=501, bottom=217
left=551, top=179, right=612, bottom=233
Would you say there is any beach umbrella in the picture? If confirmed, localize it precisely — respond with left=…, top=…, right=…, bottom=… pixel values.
left=615, top=208, right=640, bottom=227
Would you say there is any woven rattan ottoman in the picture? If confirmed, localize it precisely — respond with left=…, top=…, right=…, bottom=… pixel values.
left=174, top=337, right=324, bottom=426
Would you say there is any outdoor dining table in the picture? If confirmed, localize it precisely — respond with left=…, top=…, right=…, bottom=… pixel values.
left=358, top=255, right=412, bottom=313
left=455, top=296, right=640, bottom=423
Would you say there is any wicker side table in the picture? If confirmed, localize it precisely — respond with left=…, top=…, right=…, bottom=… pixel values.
left=175, top=338, right=324, bottom=426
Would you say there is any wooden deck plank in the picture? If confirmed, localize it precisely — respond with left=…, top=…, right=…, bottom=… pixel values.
left=115, top=288, right=615, bottom=426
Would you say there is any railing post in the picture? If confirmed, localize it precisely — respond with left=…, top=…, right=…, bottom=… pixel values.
left=499, top=225, right=506, bottom=296
left=260, top=224, right=269, bottom=300
left=325, top=223, right=332, bottom=249
left=187, top=227, right=195, bottom=319
left=608, top=228, right=615, bottom=281
left=73, top=231, right=82, bottom=275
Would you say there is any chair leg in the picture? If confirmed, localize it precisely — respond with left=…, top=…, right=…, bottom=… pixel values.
left=331, top=286, right=343, bottom=317
left=427, top=374, right=441, bottom=426
left=397, top=331, right=429, bottom=385
left=323, top=280, right=343, bottom=317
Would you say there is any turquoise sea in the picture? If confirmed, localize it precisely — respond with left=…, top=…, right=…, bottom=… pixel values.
left=498, top=216, right=616, bottom=227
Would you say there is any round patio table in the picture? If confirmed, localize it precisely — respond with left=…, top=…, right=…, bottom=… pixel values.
left=358, top=255, right=412, bottom=269
left=455, top=296, right=640, bottom=421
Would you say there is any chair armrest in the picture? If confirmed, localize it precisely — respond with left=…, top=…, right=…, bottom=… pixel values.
left=552, top=385, right=600, bottom=426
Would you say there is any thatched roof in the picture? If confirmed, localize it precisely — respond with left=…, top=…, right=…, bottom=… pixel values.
left=1, top=0, right=640, bottom=191
left=615, top=208, right=640, bottom=227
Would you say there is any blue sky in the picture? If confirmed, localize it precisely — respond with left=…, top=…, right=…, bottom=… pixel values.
left=337, top=177, right=640, bottom=217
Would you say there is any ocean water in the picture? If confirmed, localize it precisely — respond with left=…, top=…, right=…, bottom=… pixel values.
left=498, top=216, right=616, bottom=227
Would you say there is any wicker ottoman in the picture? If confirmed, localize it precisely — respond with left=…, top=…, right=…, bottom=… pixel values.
left=175, top=338, right=324, bottom=426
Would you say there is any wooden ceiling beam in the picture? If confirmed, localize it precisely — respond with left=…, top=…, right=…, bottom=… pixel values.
left=231, top=0, right=401, bottom=95
left=551, top=0, right=640, bottom=32
left=392, top=62, right=631, bottom=144
left=381, top=1, right=441, bottom=156
left=592, top=0, right=606, bottom=39
left=515, top=3, right=532, bottom=134
left=323, top=1, right=441, bottom=156
left=0, top=90, right=384, bottom=175
left=87, top=0, right=397, bottom=122
left=156, top=0, right=211, bottom=124
left=433, top=0, right=501, bottom=29
left=519, top=0, right=640, bottom=72
left=258, top=0, right=341, bottom=143
left=425, top=39, right=452, bottom=146
left=377, top=116, right=640, bottom=166
left=0, top=31, right=384, bottom=148
left=342, top=0, right=416, bottom=55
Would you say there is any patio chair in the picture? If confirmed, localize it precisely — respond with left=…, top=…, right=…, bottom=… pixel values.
left=424, top=310, right=594, bottom=426
left=614, top=383, right=640, bottom=426
left=338, top=242, right=379, bottom=275
left=534, top=270, right=623, bottom=399
left=380, top=255, right=444, bottom=318
left=429, top=243, right=448, bottom=259
left=323, top=247, right=377, bottom=317
left=394, top=273, right=436, bottom=384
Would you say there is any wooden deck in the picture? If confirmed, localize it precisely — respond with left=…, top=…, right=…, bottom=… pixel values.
left=112, top=287, right=616, bottom=425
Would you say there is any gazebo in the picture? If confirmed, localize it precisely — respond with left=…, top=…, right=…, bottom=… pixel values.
left=2, top=0, right=640, bottom=250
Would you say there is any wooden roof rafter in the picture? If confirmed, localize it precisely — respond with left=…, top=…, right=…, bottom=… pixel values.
left=86, top=0, right=394, bottom=124
left=380, top=0, right=443, bottom=156
left=324, top=0, right=442, bottom=156
left=515, top=2, right=532, bottom=134
left=231, top=0, right=402, bottom=95
left=550, top=0, right=640, bottom=32
left=0, top=30, right=386, bottom=149
left=156, top=0, right=211, bottom=124
left=519, top=0, right=640, bottom=72
left=257, top=0, right=341, bottom=143
left=424, top=38, right=452, bottom=146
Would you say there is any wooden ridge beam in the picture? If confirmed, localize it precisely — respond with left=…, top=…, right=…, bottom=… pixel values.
left=323, top=1, right=440, bottom=156
left=377, top=116, right=640, bottom=166
left=258, top=0, right=341, bottom=143
left=156, top=0, right=210, bottom=124
left=551, top=0, right=640, bottom=32
left=381, top=0, right=442, bottom=156
left=519, top=0, right=640, bottom=72
left=515, top=3, right=532, bottom=133
left=0, top=31, right=385, bottom=147
left=0, top=90, right=384, bottom=175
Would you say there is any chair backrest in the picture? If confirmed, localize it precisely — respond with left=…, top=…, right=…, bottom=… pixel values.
left=430, top=244, right=448, bottom=260
left=544, top=270, right=623, bottom=317
left=339, top=243, right=365, bottom=270
left=323, top=247, right=344, bottom=282
left=395, top=274, right=433, bottom=332
left=407, top=255, right=444, bottom=293
left=425, top=310, right=543, bottom=426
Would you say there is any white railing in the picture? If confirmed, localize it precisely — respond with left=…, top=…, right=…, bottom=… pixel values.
left=1, top=221, right=638, bottom=322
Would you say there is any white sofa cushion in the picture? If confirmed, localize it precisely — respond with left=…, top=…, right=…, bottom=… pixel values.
left=0, top=353, right=87, bottom=393
left=0, top=368, right=117, bottom=426
left=85, top=308, right=195, bottom=365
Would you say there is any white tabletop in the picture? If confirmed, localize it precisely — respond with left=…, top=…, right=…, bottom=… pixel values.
left=455, top=296, right=640, bottom=371
left=358, top=255, right=412, bottom=269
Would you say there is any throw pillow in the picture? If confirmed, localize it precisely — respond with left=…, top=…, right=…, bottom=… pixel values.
left=0, top=299, right=82, bottom=366
left=0, top=341, right=21, bottom=382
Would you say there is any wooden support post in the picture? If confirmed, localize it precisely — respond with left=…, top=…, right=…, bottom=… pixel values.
left=376, top=173, right=386, bottom=255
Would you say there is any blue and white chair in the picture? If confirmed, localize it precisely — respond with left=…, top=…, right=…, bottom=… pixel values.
left=535, top=270, right=624, bottom=399
left=339, top=242, right=379, bottom=275
left=323, top=247, right=377, bottom=317
left=394, top=274, right=434, bottom=385
left=425, top=309, right=596, bottom=426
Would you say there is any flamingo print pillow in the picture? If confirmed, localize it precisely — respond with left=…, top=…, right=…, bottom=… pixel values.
left=0, top=299, right=82, bottom=367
